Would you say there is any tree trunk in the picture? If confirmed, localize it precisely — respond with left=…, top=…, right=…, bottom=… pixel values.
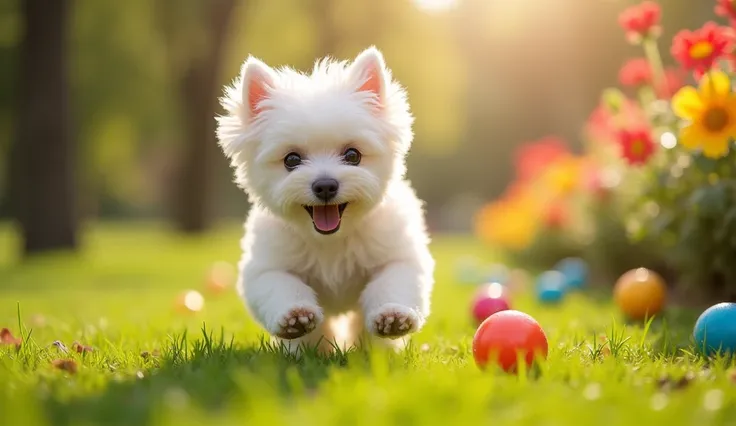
left=173, top=0, right=238, bottom=233
left=10, top=0, right=77, bottom=255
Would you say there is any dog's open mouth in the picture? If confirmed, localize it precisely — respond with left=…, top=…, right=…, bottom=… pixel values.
left=303, top=203, right=348, bottom=235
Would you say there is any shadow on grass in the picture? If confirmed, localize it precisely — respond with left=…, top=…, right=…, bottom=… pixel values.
left=42, top=328, right=377, bottom=426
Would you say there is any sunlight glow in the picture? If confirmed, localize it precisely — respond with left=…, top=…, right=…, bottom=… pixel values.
left=660, top=132, right=677, bottom=149
left=330, top=313, right=353, bottom=347
left=480, top=282, right=505, bottom=299
left=183, top=290, right=205, bottom=312
left=412, top=0, right=458, bottom=13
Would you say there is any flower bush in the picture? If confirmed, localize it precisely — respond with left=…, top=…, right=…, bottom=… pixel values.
left=475, top=0, right=736, bottom=302
left=474, top=137, right=600, bottom=273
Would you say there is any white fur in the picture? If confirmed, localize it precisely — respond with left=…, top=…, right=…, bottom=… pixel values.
left=215, top=47, right=434, bottom=354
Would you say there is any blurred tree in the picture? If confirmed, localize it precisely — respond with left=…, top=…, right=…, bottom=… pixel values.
left=156, top=0, right=242, bottom=233
left=70, top=0, right=174, bottom=219
left=9, top=0, right=78, bottom=255
left=310, top=0, right=338, bottom=57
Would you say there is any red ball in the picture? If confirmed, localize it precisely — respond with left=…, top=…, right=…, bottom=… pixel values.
left=472, top=310, right=549, bottom=372
left=472, top=295, right=511, bottom=325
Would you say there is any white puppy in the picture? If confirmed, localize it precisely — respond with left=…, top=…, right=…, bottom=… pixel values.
left=215, top=47, right=434, bottom=354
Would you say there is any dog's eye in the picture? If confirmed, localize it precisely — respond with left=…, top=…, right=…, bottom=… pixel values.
left=284, top=152, right=302, bottom=171
left=342, top=148, right=362, bottom=166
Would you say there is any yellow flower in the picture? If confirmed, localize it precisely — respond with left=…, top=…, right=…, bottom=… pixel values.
left=671, top=70, right=736, bottom=158
left=474, top=187, right=538, bottom=251
left=540, top=155, right=582, bottom=197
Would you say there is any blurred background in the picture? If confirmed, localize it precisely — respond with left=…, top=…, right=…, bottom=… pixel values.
left=0, top=0, right=715, bottom=257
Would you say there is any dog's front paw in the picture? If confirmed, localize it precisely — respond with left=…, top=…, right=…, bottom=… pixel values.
left=367, top=304, right=421, bottom=339
left=272, top=305, right=322, bottom=340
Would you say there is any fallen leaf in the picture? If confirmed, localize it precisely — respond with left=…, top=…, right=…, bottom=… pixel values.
left=728, top=369, right=736, bottom=384
left=657, top=372, right=695, bottom=391
left=72, top=341, right=93, bottom=354
left=0, top=328, right=22, bottom=350
left=52, top=359, right=78, bottom=374
left=141, top=349, right=161, bottom=359
left=675, top=372, right=696, bottom=389
left=594, top=335, right=610, bottom=355
left=51, top=340, right=70, bottom=353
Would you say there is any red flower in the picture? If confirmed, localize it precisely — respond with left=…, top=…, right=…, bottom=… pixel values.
left=582, top=162, right=612, bottom=202
left=671, top=22, right=732, bottom=76
left=586, top=172, right=612, bottom=202
left=618, top=1, right=662, bottom=44
left=654, top=68, right=686, bottom=99
left=715, top=0, right=736, bottom=22
left=513, top=137, right=569, bottom=182
left=618, top=58, right=652, bottom=87
left=543, top=200, right=568, bottom=229
left=585, top=99, right=649, bottom=145
left=617, top=128, right=655, bottom=165
left=617, top=59, right=684, bottom=99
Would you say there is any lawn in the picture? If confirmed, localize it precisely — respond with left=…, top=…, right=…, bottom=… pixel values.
left=0, top=222, right=734, bottom=426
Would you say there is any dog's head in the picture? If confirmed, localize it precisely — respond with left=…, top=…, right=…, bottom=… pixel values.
left=216, top=47, right=414, bottom=236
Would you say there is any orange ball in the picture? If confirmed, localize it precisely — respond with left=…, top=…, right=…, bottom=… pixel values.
left=613, top=267, right=666, bottom=320
left=205, top=261, right=236, bottom=294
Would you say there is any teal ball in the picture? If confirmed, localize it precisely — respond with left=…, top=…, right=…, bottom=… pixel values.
left=693, top=302, right=736, bottom=356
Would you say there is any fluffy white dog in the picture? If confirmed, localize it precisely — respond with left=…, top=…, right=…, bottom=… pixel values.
left=215, top=46, right=434, bottom=354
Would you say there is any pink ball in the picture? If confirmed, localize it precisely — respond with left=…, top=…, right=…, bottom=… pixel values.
left=472, top=289, right=511, bottom=325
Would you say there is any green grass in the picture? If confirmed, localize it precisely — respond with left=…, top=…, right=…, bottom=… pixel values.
left=0, top=222, right=735, bottom=426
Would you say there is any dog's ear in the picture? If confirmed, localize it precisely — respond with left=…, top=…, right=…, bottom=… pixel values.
left=349, top=46, right=388, bottom=109
left=240, top=56, right=276, bottom=119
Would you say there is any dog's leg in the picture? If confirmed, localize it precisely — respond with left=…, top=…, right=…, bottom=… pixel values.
left=360, top=262, right=431, bottom=341
left=271, top=319, right=334, bottom=356
left=242, top=271, right=324, bottom=341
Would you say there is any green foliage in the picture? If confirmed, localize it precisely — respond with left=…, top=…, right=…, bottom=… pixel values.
left=584, top=200, right=668, bottom=286
left=631, top=146, right=736, bottom=300
left=504, top=229, right=585, bottom=273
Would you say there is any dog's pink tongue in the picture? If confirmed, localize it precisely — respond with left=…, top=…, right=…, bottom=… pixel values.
left=312, top=205, right=340, bottom=232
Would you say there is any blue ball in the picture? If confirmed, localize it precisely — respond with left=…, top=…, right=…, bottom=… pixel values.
left=536, top=270, right=566, bottom=304
left=538, top=285, right=565, bottom=303
left=555, top=257, right=588, bottom=290
left=693, top=302, right=736, bottom=356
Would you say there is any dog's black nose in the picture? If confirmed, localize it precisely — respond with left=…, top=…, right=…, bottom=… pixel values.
left=312, top=178, right=339, bottom=202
